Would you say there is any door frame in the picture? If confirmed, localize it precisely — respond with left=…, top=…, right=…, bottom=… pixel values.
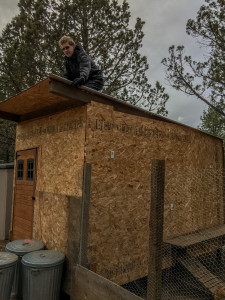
left=11, top=147, right=38, bottom=240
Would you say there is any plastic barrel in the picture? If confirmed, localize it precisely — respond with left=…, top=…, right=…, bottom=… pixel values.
left=22, top=250, right=65, bottom=300
left=0, top=252, right=18, bottom=300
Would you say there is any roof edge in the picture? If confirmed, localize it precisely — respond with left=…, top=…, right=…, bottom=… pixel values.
left=49, top=74, right=224, bottom=142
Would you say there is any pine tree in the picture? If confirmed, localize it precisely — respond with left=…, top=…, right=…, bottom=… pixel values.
left=0, top=0, right=168, bottom=115
left=0, top=0, right=56, bottom=98
left=0, top=0, right=170, bottom=162
left=162, top=0, right=225, bottom=140
left=0, top=0, right=51, bottom=162
left=198, top=102, right=225, bottom=144
left=0, top=120, right=16, bottom=163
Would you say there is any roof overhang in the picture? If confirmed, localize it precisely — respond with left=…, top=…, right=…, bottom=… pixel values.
left=0, top=74, right=223, bottom=143
left=0, top=75, right=92, bottom=122
left=0, top=74, right=170, bottom=124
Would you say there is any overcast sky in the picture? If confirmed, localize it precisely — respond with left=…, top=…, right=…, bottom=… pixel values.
left=127, top=0, right=207, bottom=128
left=0, top=0, right=207, bottom=128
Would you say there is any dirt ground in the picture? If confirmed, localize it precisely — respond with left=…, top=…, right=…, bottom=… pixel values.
left=124, top=278, right=212, bottom=300
left=1, top=242, right=220, bottom=300
left=0, top=239, right=8, bottom=252
left=123, top=267, right=214, bottom=300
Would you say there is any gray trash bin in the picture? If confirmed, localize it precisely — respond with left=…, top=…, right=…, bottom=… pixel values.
left=0, top=252, right=18, bottom=300
left=22, top=250, right=65, bottom=300
left=6, top=239, right=45, bottom=299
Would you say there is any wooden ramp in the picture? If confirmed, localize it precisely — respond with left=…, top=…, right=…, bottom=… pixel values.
left=177, top=254, right=225, bottom=295
left=165, top=224, right=225, bottom=248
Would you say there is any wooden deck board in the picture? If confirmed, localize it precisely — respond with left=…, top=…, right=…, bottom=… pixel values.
left=165, top=224, right=225, bottom=248
left=177, top=255, right=225, bottom=295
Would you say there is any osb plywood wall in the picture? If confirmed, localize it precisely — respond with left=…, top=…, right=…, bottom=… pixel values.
left=12, top=98, right=224, bottom=287
left=85, top=101, right=224, bottom=285
left=14, top=107, right=86, bottom=250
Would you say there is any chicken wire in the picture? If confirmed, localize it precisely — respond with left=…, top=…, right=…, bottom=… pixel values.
left=85, top=163, right=224, bottom=300
left=122, top=166, right=225, bottom=300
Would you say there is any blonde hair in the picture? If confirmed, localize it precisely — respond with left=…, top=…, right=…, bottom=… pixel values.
left=58, top=36, right=75, bottom=48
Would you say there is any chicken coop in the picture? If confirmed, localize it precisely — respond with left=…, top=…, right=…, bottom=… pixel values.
left=0, top=74, right=224, bottom=296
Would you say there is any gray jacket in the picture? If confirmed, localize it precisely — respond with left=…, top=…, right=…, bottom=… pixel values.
left=64, top=45, right=103, bottom=91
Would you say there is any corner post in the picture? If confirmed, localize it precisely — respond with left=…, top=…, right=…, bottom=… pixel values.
left=147, top=159, right=165, bottom=300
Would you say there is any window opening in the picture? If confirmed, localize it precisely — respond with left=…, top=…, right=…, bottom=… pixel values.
left=17, top=160, right=24, bottom=180
left=27, top=158, right=34, bottom=181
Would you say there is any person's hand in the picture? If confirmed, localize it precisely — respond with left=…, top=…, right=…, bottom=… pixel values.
left=71, top=77, right=85, bottom=87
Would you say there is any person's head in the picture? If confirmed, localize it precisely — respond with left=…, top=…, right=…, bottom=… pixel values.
left=58, top=35, right=75, bottom=58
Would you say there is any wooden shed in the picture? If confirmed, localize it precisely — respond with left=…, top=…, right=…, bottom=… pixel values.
left=0, top=75, right=224, bottom=294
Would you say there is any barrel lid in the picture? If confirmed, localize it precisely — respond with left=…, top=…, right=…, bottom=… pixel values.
left=0, top=252, right=18, bottom=268
left=22, top=250, right=65, bottom=268
left=6, top=239, right=45, bottom=256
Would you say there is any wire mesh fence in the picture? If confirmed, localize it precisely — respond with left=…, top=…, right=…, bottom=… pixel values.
left=161, top=165, right=225, bottom=300
left=2, top=158, right=223, bottom=300
left=86, top=161, right=225, bottom=300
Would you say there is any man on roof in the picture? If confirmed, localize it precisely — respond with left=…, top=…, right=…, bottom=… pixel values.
left=58, top=35, right=103, bottom=91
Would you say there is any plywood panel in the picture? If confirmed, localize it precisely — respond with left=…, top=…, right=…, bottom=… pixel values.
left=32, top=191, right=69, bottom=253
left=32, top=191, right=79, bottom=294
left=13, top=107, right=86, bottom=295
left=15, top=107, right=86, bottom=198
left=11, top=93, right=223, bottom=289
left=85, top=101, right=224, bottom=285
left=0, top=78, right=68, bottom=115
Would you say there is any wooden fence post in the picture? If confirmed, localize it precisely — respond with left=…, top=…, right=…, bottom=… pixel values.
left=80, top=162, right=92, bottom=266
left=147, top=159, right=165, bottom=300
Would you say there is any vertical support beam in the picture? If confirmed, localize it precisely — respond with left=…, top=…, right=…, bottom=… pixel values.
left=147, top=159, right=165, bottom=300
left=68, top=195, right=83, bottom=266
left=80, top=162, right=92, bottom=267
left=222, top=147, right=225, bottom=223
left=67, top=163, right=92, bottom=295
left=66, top=195, right=82, bottom=295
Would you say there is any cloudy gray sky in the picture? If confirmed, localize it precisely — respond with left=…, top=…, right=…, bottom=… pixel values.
left=127, top=0, right=207, bottom=128
left=0, top=0, right=207, bottom=128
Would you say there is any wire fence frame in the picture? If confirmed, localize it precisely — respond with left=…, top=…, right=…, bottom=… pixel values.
left=120, top=160, right=225, bottom=300
left=71, top=160, right=225, bottom=300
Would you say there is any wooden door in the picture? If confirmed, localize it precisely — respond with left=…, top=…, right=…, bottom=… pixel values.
left=12, top=149, right=37, bottom=240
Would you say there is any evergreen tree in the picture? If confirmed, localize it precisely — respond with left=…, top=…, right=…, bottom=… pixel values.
left=198, top=102, right=225, bottom=144
left=0, top=120, right=16, bottom=163
left=0, top=0, right=170, bottom=162
left=162, top=0, right=224, bottom=138
left=0, top=0, right=50, bottom=162
left=0, top=0, right=168, bottom=115
left=0, top=0, right=53, bottom=98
